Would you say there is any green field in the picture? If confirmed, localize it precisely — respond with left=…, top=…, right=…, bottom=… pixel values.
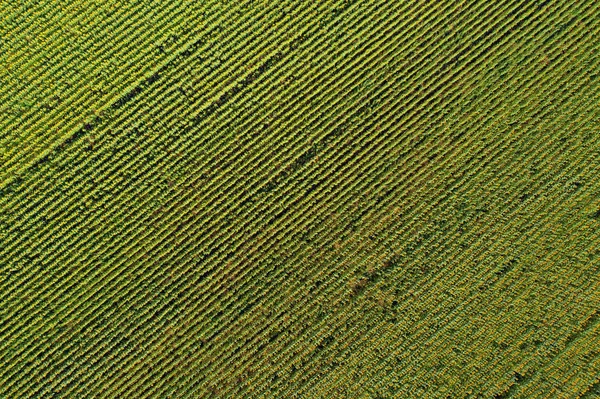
left=1, top=0, right=599, bottom=397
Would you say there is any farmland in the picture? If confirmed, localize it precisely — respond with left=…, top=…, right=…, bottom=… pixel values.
left=1, top=0, right=599, bottom=397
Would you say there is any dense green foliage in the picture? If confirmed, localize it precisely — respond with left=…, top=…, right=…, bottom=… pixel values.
left=1, top=0, right=599, bottom=397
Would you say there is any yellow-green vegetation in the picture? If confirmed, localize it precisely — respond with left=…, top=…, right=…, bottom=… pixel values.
left=1, top=0, right=599, bottom=397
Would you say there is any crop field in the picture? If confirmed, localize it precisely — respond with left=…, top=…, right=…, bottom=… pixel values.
left=1, top=0, right=599, bottom=397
